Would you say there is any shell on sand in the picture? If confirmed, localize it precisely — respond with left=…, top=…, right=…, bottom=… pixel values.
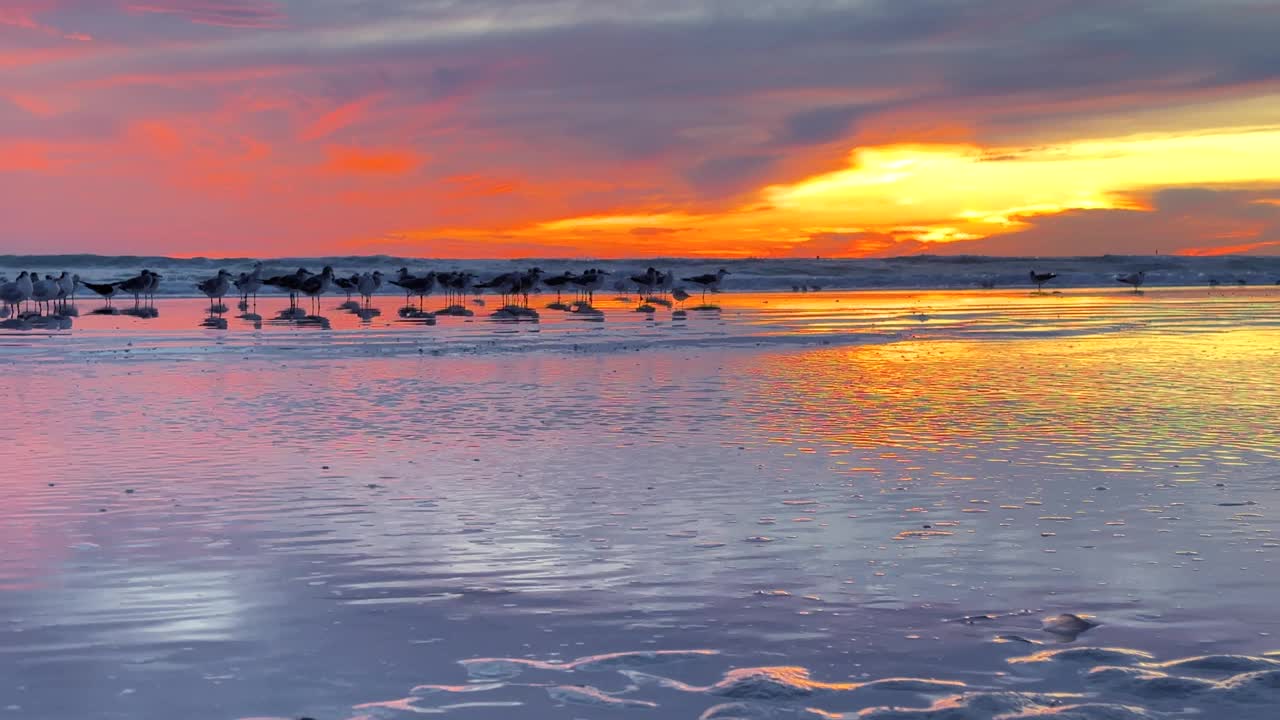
left=1043, top=613, right=1098, bottom=637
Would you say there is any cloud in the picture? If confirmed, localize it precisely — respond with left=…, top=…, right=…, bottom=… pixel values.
left=299, top=95, right=382, bottom=142
left=124, top=1, right=285, bottom=29
left=684, top=154, right=778, bottom=197
left=0, top=140, right=65, bottom=172
left=321, top=145, right=422, bottom=175
left=776, top=231, right=930, bottom=258
left=776, top=105, right=864, bottom=146
left=629, top=226, right=685, bottom=236
left=0, top=2, right=92, bottom=40
left=4, top=1, right=1280, bottom=256
left=940, top=187, right=1280, bottom=256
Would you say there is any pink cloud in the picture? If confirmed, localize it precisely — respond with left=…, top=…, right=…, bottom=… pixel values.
left=124, top=1, right=284, bottom=29
left=0, top=2, right=92, bottom=41
left=299, top=95, right=382, bottom=142
left=0, top=140, right=69, bottom=173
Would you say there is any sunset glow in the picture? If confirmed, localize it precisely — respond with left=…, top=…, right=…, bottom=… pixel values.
left=3, top=1, right=1280, bottom=258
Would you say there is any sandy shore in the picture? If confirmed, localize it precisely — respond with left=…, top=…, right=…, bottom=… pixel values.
left=1, top=289, right=1278, bottom=719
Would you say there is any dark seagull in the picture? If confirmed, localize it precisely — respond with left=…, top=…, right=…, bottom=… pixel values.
left=1029, top=270, right=1057, bottom=293
left=681, top=268, right=730, bottom=302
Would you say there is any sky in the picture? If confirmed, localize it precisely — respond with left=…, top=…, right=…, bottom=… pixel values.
left=3, top=0, right=1280, bottom=259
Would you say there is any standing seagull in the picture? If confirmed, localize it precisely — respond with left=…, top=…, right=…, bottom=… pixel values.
left=542, top=271, right=577, bottom=304
left=570, top=268, right=609, bottom=304
left=82, top=280, right=119, bottom=308
left=671, top=287, right=691, bottom=308
left=197, top=269, right=233, bottom=312
left=0, top=272, right=33, bottom=316
left=391, top=269, right=437, bottom=310
left=512, top=268, right=543, bottom=308
left=357, top=271, right=383, bottom=308
left=1029, top=270, right=1057, bottom=293
left=144, top=270, right=162, bottom=305
left=53, top=272, right=78, bottom=313
left=681, top=268, right=731, bottom=303
left=116, top=270, right=152, bottom=306
left=332, top=273, right=360, bottom=302
left=264, top=268, right=312, bottom=309
left=1116, top=271, right=1145, bottom=293
left=30, top=274, right=60, bottom=314
left=235, top=262, right=264, bottom=306
left=300, top=266, right=336, bottom=314
left=630, top=267, right=660, bottom=296
left=475, top=271, right=521, bottom=306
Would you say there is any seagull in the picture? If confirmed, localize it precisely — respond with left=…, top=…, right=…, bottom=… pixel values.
left=357, top=271, right=384, bottom=307
left=512, top=268, right=543, bottom=307
left=671, top=287, right=691, bottom=308
left=658, top=269, right=674, bottom=297
left=0, top=272, right=33, bottom=316
left=1029, top=270, right=1057, bottom=292
left=144, top=270, right=162, bottom=304
left=52, top=271, right=78, bottom=312
left=681, top=268, right=730, bottom=302
left=475, top=271, right=521, bottom=306
left=116, top=270, right=152, bottom=306
left=332, top=272, right=360, bottom=302
left=300, top=266, right=336, bottom=314
left=570, top=268, right=609, bottom=304
left=30, top=274, right=60, bottom=314
left=542, top=271, right=578, bottom=304
left=235, top=262, right=264, bottom=304
left=630, top=267, right=659, bottom=296
left=1116, top=271, right=1145, bottom=293
left=264, top=268, right=312, bottom=308
left=434, top=271, right=475, bottom=307
left=391, top=268, right=436, bottom=310
left=81, top=280, right=119, bottom=307
left=196, top=269, right=233, bottom=311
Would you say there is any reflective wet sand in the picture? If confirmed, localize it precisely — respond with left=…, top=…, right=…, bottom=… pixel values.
left=1, top=289, right=1278, bottom=719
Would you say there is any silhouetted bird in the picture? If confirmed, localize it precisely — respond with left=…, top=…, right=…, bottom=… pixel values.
left=681, top=268, right=730, bottom=301
left=1116, top=271, right=1145, bottom=293
left=1029, top=270, right=1057, bottom=292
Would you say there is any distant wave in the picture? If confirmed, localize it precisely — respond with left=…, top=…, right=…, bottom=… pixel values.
left=2, top=254, right=1278, bottom=296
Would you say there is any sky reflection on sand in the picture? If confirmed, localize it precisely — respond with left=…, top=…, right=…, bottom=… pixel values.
left=0, top=292, right=1278, bottom=719
left=3, top=287, right=1280, bottom=360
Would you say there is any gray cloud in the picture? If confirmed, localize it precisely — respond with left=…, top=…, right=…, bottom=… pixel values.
left=7, top=0, right=1280, bottom=211
left=941, top=186, right=1280, bottom=256
left=776, top=104, right=865, bottom=146
left=684, top=154, right=778, bottom=197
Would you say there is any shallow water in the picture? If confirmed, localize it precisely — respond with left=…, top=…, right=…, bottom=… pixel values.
left=3, top=286, right=1280, bottom=359
left=2, top=289, right=1279, bottom=719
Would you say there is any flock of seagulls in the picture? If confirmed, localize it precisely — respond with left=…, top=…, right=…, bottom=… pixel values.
left=168, top=264, right=735, bottom=327
left=0, top=263, right=732, bottom=323
left=1030, top=269, right=1146, bottom=293
left=0, top=271, right=80, bottom=316
left=3, top=262, right=1274, bottom=327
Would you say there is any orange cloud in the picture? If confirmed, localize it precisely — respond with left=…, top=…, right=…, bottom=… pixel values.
left=443, top=174, right=522, bottom=198
left=1177, top=240, right=1280, bottom=256
left=300, top=95, right=382, bottom=142
left=321, top=145, right=422, bottom=176
left=0, top=141, right=64, bottom=173
left=129, top=120, right=185, bottom=155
